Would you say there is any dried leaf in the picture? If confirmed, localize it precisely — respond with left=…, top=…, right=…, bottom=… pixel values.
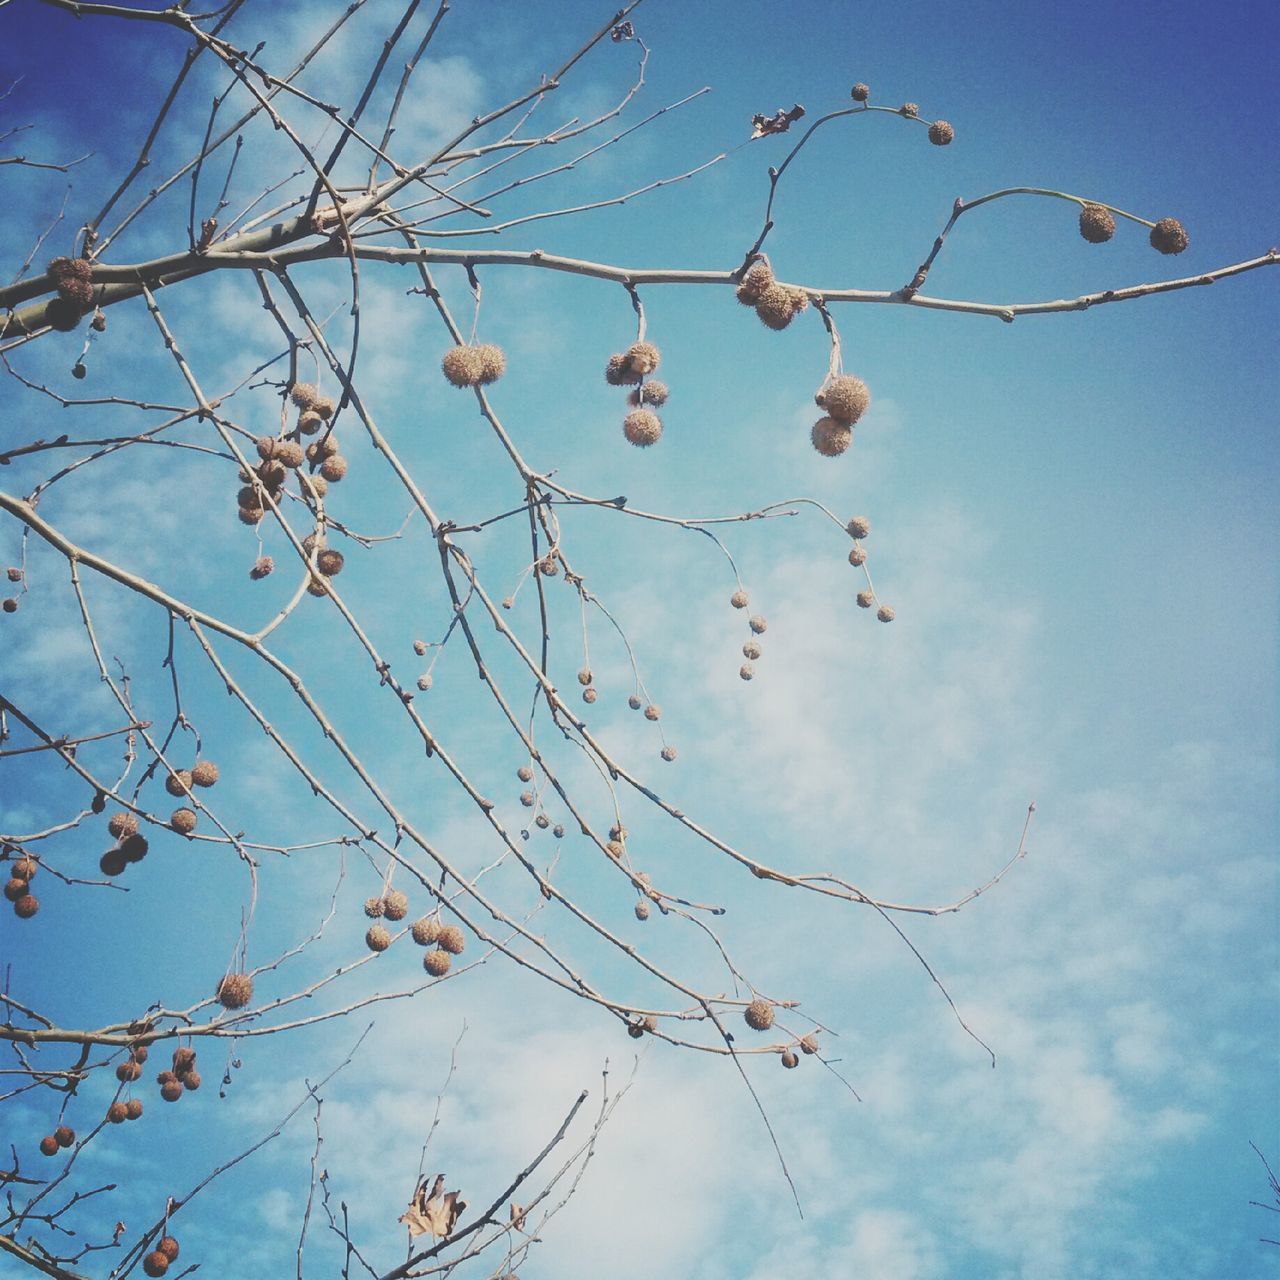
left=611, top=21, right=635, bottom=41
left=509, top=1201, right=527, bottom=1232
left=750, top=104, right=806, bottom=139
left=400, top=1173, right=467, bottom=1239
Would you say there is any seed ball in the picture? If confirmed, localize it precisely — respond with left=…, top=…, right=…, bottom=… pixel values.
left=126, top=1098, right=144, bottom=1119
left=739, top=663, right=755, bottom=681
left=143, top=1251, right=170, bottom=1277
left=927, top=120, right=955, bottom=146
left=742, top=640, right=762, bottom=660
left=438, top=924, right=466, bottom=954
left=735, top=260, right=774, bottom=306
left=416, top=674, right=432, bottom=691
left=39, top=1135, right=59, bottom=1156
left=1150, top=216, right=1189, bottom=255
left=520, top=790, right=536, bottom=807
left=475, top=343, right=506, bottom=384
left=781, top=1049, right=799, bottom=1069
left=108, top=812, right=138, bottom=839
left=100, top=848, right=128, bottom=876
left=635, top=900, right=650, bottom=921
left=108, top=1101, right=130, bottom=1122
left=170, top=808, right=197, bottom=834
left=847, top=546, right=867, bottom=567
left=313, top=396, right=336, bottom=420
left=424, top=949, right=451, bottom=976
left=755, top=282, right=801, bottom=330
left=13, top=857, right=37, bottom=882
left=172, top=1046, right=196, bottom=1074
left=1079, top=203, right=1116, bottom=244
left=623, top=409, right=662, bottom=447
left=276, top=441, right=304, bottom=469
left=6, top=568, right=20, bottom=582
left=749, top=615, right=770, bottom=636
left=627, top=380, right=669, bottom=408
left=54, top=1124, right=75, bottom=1148
left=744, top=998, right=775, bottom=1031
left=161, top=1078, right=185, bottom=1102
left=730, top=590, right=749, bottom=611
left=156, top=1070, right=177, bottom=1087
left=362, top=896, right=387, bottom=921
left=190, top=761, right=219, bottom=788
left=366, top=924, right=392, bottom=952
left=537, top=554, right=558, bottom=577
left=4, top=877, right=26, bottom=901
left=660, top=746, right=677, bottom=762
left=604, top=353, right=639, bottom=386
left=851, top=82, right=870, bottom=102
left=316, top=549, right=344, bottom=577
left=48, top=256, right=93, bottom=285
left=307, top=434, right=340, bottom=460
left=847, top=516, right=871, bottom=539
left=91, top=311, right=106, bottom=331
left=129, top=1045, right=149, bottom=1064
left=248, top=557, right=274, bottom=583
left=582, top=687, right=598, bottom=704
left=818, top=375, right=870, bottom=426
left=383, top=890, right=409, bottom=921
left=257, top=457, right=287, bottom=487
left=117, top=1060, right=142, bottom=1082
left=319, top=455, right=348, bottom=482
left=91, top=792, right=107, bottom=813
left=162, top=769, right=192, bottom=799
left=59, top=278, right=95, bottom=309
left=45, top=297, right=83, bottom=331
left=158, top=1237, right=180, bottom=1261
left=255, top=436, right=279, bottom=461
left=517, top=765, right=534, bottom=782
left=639, top=705, right=660, bottom=724
left=625, top=341, right=660, bottom=375
left=900, top=102, right=919, bottom=117
left=856, top=590, right=874, bottom=609
left=297, top=410, right=324, bottom=435
left=237, top=506, right=263, bottom=526
left=290, top=382, right=319, bottom=409
left=627, top=1021, right=644, bottom=1039
left=628, top=694, right=642, bottom=710
left=535, top=813, right=550, bottom=829
left=812, top=416, right=853, bottom=457
left=411, top=917, right=442, bottom=946
left=441, top=345, right=483, bottom=387
left=14, top=894, right=39, bottom=918
left=799, top=1033, right=820, bottom=1055
left=877, top=605, right=896, bottom=623
left=216, top=972, right=253, bottom=1009
left=609, top=824, right=628, bottom=841
left=577, top=668, right=593, bottom=687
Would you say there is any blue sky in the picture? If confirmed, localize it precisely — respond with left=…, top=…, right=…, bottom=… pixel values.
left=1, top=2, right=1276, bottom=1278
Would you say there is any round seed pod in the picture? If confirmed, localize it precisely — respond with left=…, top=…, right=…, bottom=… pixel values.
left=48, top=256, right=93, bottom=285
left=307, top=434, right=340, bottom=461
left=927, top=120, right=954, bottom=146
left=172, top=1047, right=196, bottom=1075
left=627, top=1021, right=644, bottom=1039
left=255, top=436, right=278, bottom=461
left=851, top=82, right=870, bottom=102
left=5, top=568, right=20, bottom=583
left=441, top=345, right=483, bottom=387
left=237, top=506, right=263, bottom=526
left=755, top=282, right=801, bottom=330
left=856, top=590, right=874, bottom=609
left=316, top=549, right=344, bottom=577
left=553, top=824, right=565, bottom=838
left=817, top=375, right=870, bottom=426
left=634, top=900, right=650, bottom=921
left=1, top=597, right=18, bottom=613
left=156, top=1071, right=177, bottom=1087
left=313, top=396, right=336, bottom=420
left=39, top=1135, right=59, bottom=1156
left=411, top=917, right=443, bottom=946
left=538, top=554, right=559, bottom=577
left=424, top=949, right=451, bottom=977
left=628, top=694, right=643, bottom=710
left=170, top=808, right=197, bottom=835
left=627, top=380, right=669, bottom=408
left=108, top=812, right=139, bottom=839
left=364, top=896, right=385, bottom=919
left=257, top=459, right=287, bottom=489
left=811, top=416, right=853, bottom=457
left=1150, top=217, right=1189, bottom=255
left=216, top=972, right=254, bottom=1009
left=535, top=813, right=550, bottom=829
left=365, top=924, right=392, bottom=952
left=382, top=890, right=409, bottom=921
left=12, top=858, right=37, bottom=882
left=604, top=352, right=641, bottom=385
left=165, top=770, right=193, bottom=797
left=117, top=1060, right=142, bottom=1082
left=609, top=824, right=628, bottom=841
left=742, top=640, right=761, bottom=660
left=4, top=877, right=27, bottom=901
left=730, top=590, right=749, bottom=611
left=744, top=998, right=775, bottom=1031
left=848, top=546, right=867, bottom=567
left=191, top=760, right=220, bottom=788
left=108, top=1101, right=130, bottom=1122
left=643, top=704, right=661, bottom=721
left=413, top=640, right=428, bottom=656
left=142, top=1250, right=170, bottom=1277
left=416, top=674, right=432, bottom=691
left=290, top=383, right=320, bottom=410
left=877, top=605, right=896, bottom=623
left=319, top=455, right=348, bottom=482
left=781, top=1049, right=799, bottom=1069
left=45, top=297, right=84, bottom=331
left=739, top=663, right=755, bottom=682
left=1079, top=204, right=1116, bottom=244
left=900, top=102, right=918, bottom=117
left=59, top=277, right=94, bottom=308
left=623, top=409, right=662, bottom=447
left=250, top=556, right=274, bottom=581
left=748, top=615, right=768, bottom=635
left=577, top=668, right=593, bottom=687
left=517, top=765, right=534, bottom=782
left=660, top=746, right=677, bottom=762
left=735, top=261, right=774, bottom=305
left=54, top=1125, right=75, bottom=1148
left=158, top=1237, right=180, bottom=1262
left=582, top=687, right=598, bottom=704
left=297, top=410, right=324, bottom=435
left=130, top=1045, right=150, bottom=1064
left=475, top=344, right=506, bottom=384
left=99, top=849, right=128, bottom=876
left=276, top=441, right=304, bottom=469
left=520, top=790, right=536, bottom=807
left=438, top=924, right=465, bottom=954
left=14, top=894, right=39, bottom=918
left=846, top=516, right=871, bottom=539
left=125, top=1098, right=144, bottom=1120
left=800, top=1032, right=820, bottom=1054
left=625, top=341, right=660, bottom=376
left=160, top=1079, right=183, bottom=1102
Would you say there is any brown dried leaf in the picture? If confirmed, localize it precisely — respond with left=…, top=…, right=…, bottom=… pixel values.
left=400, top=1173, right=467, bottom=1239
left=750, top=104, right=806, bottom=139
left=611, top=21, right=635, bottom=41
left=509, top=1201, right=527, bottom=1232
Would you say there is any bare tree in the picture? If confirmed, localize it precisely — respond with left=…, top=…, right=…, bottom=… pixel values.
left=1, top=2, right=1274, bottom=1277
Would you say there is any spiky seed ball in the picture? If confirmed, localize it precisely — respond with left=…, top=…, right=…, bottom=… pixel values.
left=748, top=615, right=768, bottom=635
left=1, top=598, right=18, bottom=613
left=125, top=1098, right=144, bottom=1119
left=257, top=458, right=287, bottom=488
left=12, top=857, right=37, bottom=882
left=290, top=383, right=319, bottom=409
left=313, top=396, right=336, bottom=420
left=1079, top=204, right=1116, bottom=244
left=730, top=589, right=749, bottom=609
left=54, top=1125, right=75, bottom=1147
left=6, top=568, right=21, bottom=582
left=276, top=441, right=304, bottom=469
left=316, top=549, right=345, bottom=577
left=604, top=353, right=639, bottom=386
left=742, top=640, right=762, bottom=660
left=164, top=770, right=192, bottom=797
left=411, top=917, right=443, bottom=946
left=4, top=877, right=27, bottom=901
left=520, top=790, right=536, bottom=807
left=315, top=455, right=346, bottom=484
left=812, top=416, right=853, bottom=457
left=424, top=949, right=451, bottom=976
left=48, top=256, right=92, bottom=285
left=900, top=102, right=918, bottom=117
left=416, top=674, right=432, bottom=691
left=250, top=556, right=274, bottom=580
left=39, top=1134, right=60, bottom=1156
left=297, top=410, right=324, bottom=435
left=739, top=663, right=755, bottom=682
left=818, top=375, right=871, bottom=426
left=781, top=1049, right=799, bottom=1069
left=643, top=704, right=661, bottom=722
left=143, top=1251, right=170, bottom=1277
left=755, top=282, right=801, bottom=330
left=108, top=812, right=138, bottom=839
left=438, top=924, right=465, bottom=954
left=216, top=972, right=253, bottom=1009
left=383, top=890, right=409, bottom=921
left=799, top=1033, right=820, bottom=1055
left=45, top=297, right=83, bottom=331
left=553, top=824, right=566, bottom=839
left=628, top=694, right=643, bottom=710
left=744, top=999, right=775, bottom=1031
left=307, top=434, right=340, bottom=461
left=475, top=344, right=506, bottom=384
left=535, top=813, right=550, bottom=829
left=156, top=1070, right=177, bottom=1087
left=172, top=1046, right=196, bottom=1073
left=109, top=1100, right=131, bottom=1122
left=851, top=83, right=870, bottom=102
left=170, top=808, right=197, bottom=835
left=366, top=924, right=392, bottom=952
left=635, top=900, right=650, bottom=921
left=14, top=894, right=39, bottom=918
left=928, top=120, right=955, bottom=146
left=848, top=546, right=867, bottom=567
left=623, top=409, right=662, bottom=447
left=847, top=516, right=871, bottom=539
left=610, top=824, right=628, bottom=841
left=129, top=1045, right=149, bottom=1063
left=1150, top=217, right=1189, bottom=255
left=625, top=341, right=660, bottom=375
left=627, top=380, right=669, bottom=407
left=237, top=506, right=263, bottom=526
left=877, top=605, right=896, bottom=623
left=364, top=896, right=385, bottom=919
left=121, top=833, right=150, bottom=861
left=58, top=277, right=94, bottom=308
left=577, top=668, right=593, bottom=687
left=538, top=554, right=559, bottom=577
left=117, top=1059, right=142, bottom=1082
left=192, top=760, right=222, bottom=788
left=735, top=261, right=774, bottom=305
left=100, top=849, right=128, bottom=876
left=255, top=436, right=279, bottom=461
left=441, top=345, right=484, bottom=387
left=660, top=746, right=677, bottom=762
left=856, top=590, right=874, bottom=609
left=582, top=687, right=598, bottom=704
left=517, top=765, right=534, bottom=782
left=157, top=1237, right=180, bottom=1262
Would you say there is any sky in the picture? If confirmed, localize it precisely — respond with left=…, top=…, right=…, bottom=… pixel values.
left=1, top=1, right=1277, bottom=1278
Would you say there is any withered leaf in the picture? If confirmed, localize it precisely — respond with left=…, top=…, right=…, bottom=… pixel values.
left=509, top=1201, right=527, bottom=1232
left=400, top=1173, right=467, bottom=1239
left=750, top=104, right=806, bottom=139
left=611, top=21, right=635, bottom=42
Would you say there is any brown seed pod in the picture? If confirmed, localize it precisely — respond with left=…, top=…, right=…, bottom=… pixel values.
left=45, top=297, right=84, bottom=331
left=157, top=1237, right=180, bottom=1262
left=628, top=694, right=643, bottom=710
left=754, top=282, right=803, bottom=330
left=155, top=1070, right=177, bottom=1086
left=604, top=352, right=641, bottom=385
left=643, top=704, right=661, bottom=721
left=900, top=102, right=919, bottom=117
left=847, top=546, right=867, bottom=567
left=877, top=605, right=896, bottom=623
left=411, top=917, right=442, bottom=946
left=537, top=553, right=558, bottom=577
left=307, top=434, right=340, bottom=461
left=130, top=1045, right=149, bottom=1063
left=927, top=120, right=955, bottom=146
left=438, top=924, right=466, bottom=954
left=660, top=746, right=677, bottom=762
left=159, top=1080, right=183, bottom=1102
left=313, top=395, right=336, bottom=420
left=816, top=375, right=870, bottom=426
left=125, top=1098, right=144, bottom=1120
left=416, top=674, right=432, bottom=691
left=108, top=1101, right=130, bottom=1122
left=520, top=790, right=536, bottom=807
left=276, top=441, right=304, bottom=469
left=54, top=1125, right=75, bottom=1148
left=623, top=409, right=662, bottom=447
left=216, top=972, right=254, bottom=1009
left=4, top=877, right=27, bottom=901
left=250, top=556, right=274, bottom=580
left=605, top=840, right=625, bottom=860
left=365, top=924, right=392, bottom=952
left=319, top=455, right=348, bottom=482
left=577, top=668, right=593, bottom=687
left=811, top=416, right=853, bottom=457
left=165, top=770, right=193, bottom=797
left=143, top=1250, right=170, bottom=1277
left=735, top=261, right=774, bottom=306
left=552, top=824, right=565, bottom=839
left=107, top=812, right=138, bottom=839
left=12, top=857, right=37, bottom=882
left=289, top=382, right=319, bottom=409
left=856, top=590, right=875, bottom=609
left=627, top=380, right=669, bottom=408
left=182, top=1071, right=199, bottom=1092
left=57, top=277, right=94, bottom=308
left=39, top=1135, right=59, bottom=1156
left=582, top=687, right=598, bottom=704
left=6, top=568, right=21, bottom=583
left=316, top=549, right=345, bottom=577
left=117, top=1060, right=142, bottom=1082
left=742, top=640, right=762, bottom=660
left=744, top=998, right=775, bottom=1031
left=517, top=764, right=534, bottom=782
left=799, top=1032, right=820, bottom=1055
left=48, top=256, right=92, bottom=285
left=846, top=516, right=871, bottom=539
left=382, top=889, right=409, bottom=921
left=441, top=345, right=484, bottom=387
left=634, top=900, right=650, bottom=921
left=172, top=1047, right=196, bottom=1075
left=1149, top=216, right=1189, bottom=255
left=1079, top=203, right=1116, bottom=244
left=170, top=808, right=197, bottom=835
left=255, top=436, right=278, bottom=461
left=237, top=506, right=263, bottom=526
left=749, top=615, right=768, bottom=635
left=364, top=896, right=385, bottom=918
left=609, top=824, right=628, bottom=842
left=627, top=1020, right=644, bottom=1039
left=99, top=849, right=128, bottom=877
left=297, top=410, right=324, bottom=435
left=851, top=82, right=870, bottom=102
left=475, top=343, right=506, bottom=384
left=739, top=663, right=755, bottom=682
left=625, top=341, right=660, bottom=375
left=781, top=1049, right=800, bottom=1069
left=535, top=813, right=550, bottom=829
left=14, top=895, right=39, bottom=919
left=424, top=949, right=451, bottom=977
